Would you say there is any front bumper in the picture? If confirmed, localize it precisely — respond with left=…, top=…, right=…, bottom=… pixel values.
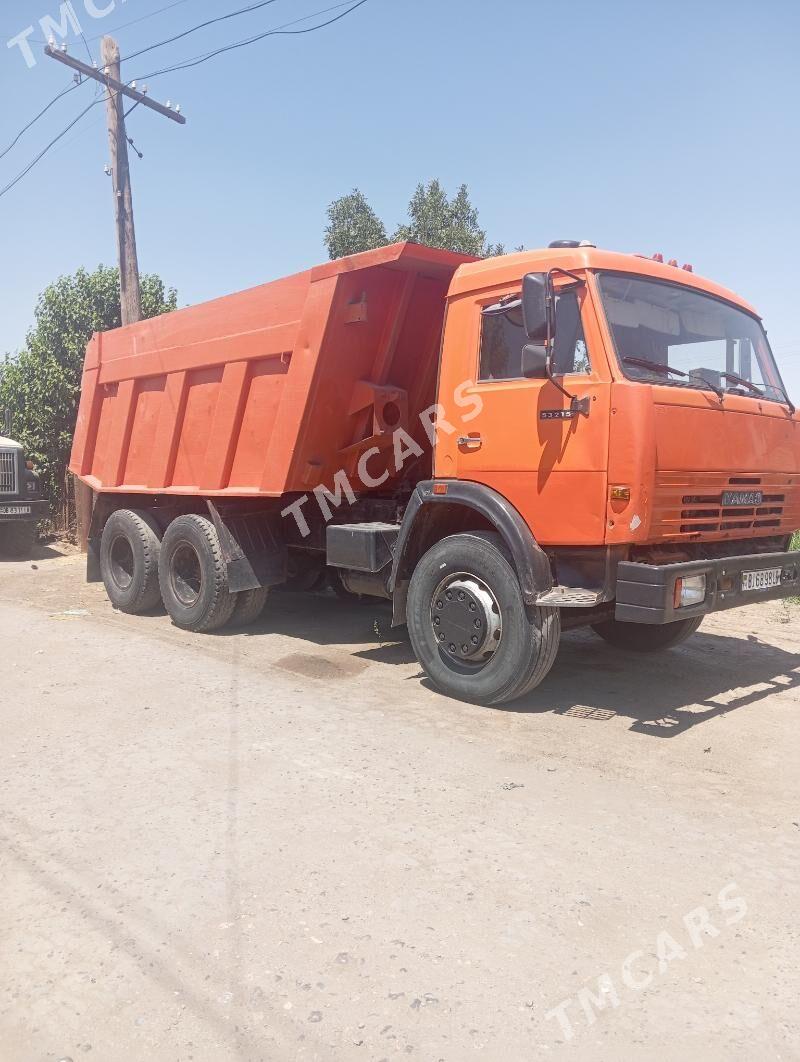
left=0, top=499, right=49, bottom=522
left=615, top=549, right=800, bottom=624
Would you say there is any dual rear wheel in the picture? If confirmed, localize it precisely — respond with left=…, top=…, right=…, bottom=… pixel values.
left=99, top=510, right=268, bottom=631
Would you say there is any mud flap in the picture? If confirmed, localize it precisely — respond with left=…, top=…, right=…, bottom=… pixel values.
left=206, top=501, right=287, bottom=593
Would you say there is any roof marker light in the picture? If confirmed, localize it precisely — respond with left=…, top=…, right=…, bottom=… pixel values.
left=682, top=263, right=693, bottom=272
left=667, top=258, right=678, bottom=267
left=652, top=253, right=664, bottom=263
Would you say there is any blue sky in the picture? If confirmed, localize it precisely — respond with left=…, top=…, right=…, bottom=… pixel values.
left=1, top=0, right=799, bottom=398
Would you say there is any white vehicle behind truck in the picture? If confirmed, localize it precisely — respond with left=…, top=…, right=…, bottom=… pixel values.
left=0, top=411, right=48, bottom=558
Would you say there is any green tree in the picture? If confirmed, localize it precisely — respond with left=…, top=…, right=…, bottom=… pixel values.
left=325, top=181, right=511, bottom=260
left=393, top=180, right=491, bottom=257
left=324, top=188, right=388, bottom=259
left=0, top=266, right=177, bottom=515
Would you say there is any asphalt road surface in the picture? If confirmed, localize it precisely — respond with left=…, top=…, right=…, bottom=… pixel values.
left=1, top=545, right=798, bottom=1061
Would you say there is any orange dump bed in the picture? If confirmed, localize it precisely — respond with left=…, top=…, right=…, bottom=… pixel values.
left=70, top=242, right=474, bottom=497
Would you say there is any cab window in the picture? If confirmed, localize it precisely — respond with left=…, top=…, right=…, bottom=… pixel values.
left=478, top=302, right=526, bottom=380
left=478, top=291, right=589, bottom=381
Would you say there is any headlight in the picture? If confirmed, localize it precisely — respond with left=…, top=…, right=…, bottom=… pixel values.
left=674, top=574, right=706, bottom=608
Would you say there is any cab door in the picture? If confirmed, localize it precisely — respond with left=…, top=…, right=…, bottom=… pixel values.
left=436, top=282, right=611, bottom=546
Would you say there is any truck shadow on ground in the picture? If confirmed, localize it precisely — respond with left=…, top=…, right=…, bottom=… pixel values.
left=483, top=627, right=800, bottom=737
left=230, top=589, right=800, bottom=739
left=223, top=588, right=406, bottom=648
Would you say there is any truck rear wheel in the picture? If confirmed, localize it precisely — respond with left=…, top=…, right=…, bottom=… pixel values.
left=229, top=587, right=269, bottom=627
left=159, top=514, right=236, bottom=632
left=407, top=532, right=561, bottom=705
left=100, top=509, right=162, bottom=613
left=283, top=551, right=327, bottom=592
left=591, top=615, right=703, bottom=651
left=0, top=521, right=37, bottom=559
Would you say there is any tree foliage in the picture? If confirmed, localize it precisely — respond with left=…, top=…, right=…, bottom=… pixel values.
left=0, top=266, right=177, bottom=514
left=325, top=180, right=512, bottom=260
left=324, top=189, right=388, bottom=260
left=393, top=180, right=488, bottom=257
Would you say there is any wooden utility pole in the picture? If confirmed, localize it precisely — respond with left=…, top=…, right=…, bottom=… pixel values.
left=45, top=39, right=185, bottom=328
left=101, top=36, right=140, bottom=327
left=45, top=40, right=186, bottom=547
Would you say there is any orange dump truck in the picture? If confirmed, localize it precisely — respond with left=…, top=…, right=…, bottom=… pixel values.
left=70, top=240, right=800, bottom=704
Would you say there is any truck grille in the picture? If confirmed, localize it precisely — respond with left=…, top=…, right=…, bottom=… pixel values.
left=0, top=449, right=17, bottom=495
left=651, top=472, right=800, bottom=539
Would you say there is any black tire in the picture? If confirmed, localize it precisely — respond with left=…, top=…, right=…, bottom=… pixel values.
left=591, top=615, right=703, bottom=651
left=100, top=509, right=162, bottom=613
left=159, top=514, right=236, bottom=632
left=407, top=532, right=561, bottom=705
left=0, top=521, right=37, bottom=559
left=229, top=586, right=269, bottom=628
left=282, top=552, right=327, bottom=592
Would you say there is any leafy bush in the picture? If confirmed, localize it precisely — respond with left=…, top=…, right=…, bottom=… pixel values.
left=0, top=266, right=176, bottom=520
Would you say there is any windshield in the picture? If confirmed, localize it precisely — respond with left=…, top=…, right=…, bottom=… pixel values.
left=597, top=272, right=787, bottom=402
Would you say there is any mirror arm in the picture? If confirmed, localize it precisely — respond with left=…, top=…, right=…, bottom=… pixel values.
left=544, top=268, right=590, bottom=418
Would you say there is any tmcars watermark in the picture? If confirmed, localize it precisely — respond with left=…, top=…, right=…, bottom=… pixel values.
left=8, top=0, right=121, bottom=69
left=281, top=383, right=482, bottom=539
left=545, top=882, right=748, bottom=1044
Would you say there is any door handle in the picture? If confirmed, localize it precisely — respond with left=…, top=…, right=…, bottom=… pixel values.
left=458, top=435, right=483, bottom=451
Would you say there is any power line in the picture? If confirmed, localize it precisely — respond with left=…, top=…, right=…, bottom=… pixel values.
left=86, top=0, right=199, bottom=43
left=0, top=82, right=80, bottom=161
left=136, top=0, right=370, bottom=80
left=125, top=0, right=281, bottom=62
left=23, top=0, right=199, bottom=45
left=2, top=0, right=360, bottom=159
left=0, top=96, right=101, bottom=201
left=0, top=0, right=369, bottom=202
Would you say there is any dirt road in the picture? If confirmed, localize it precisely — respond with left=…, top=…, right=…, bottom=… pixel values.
left=1, top=545, right=798, bottom=1061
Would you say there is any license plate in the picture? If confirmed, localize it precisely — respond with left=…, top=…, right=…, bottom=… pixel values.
left=723, top=490, right=763, bottom=507
left=741, top=568, right=782, bottom=592
left=0, top=504, right=31, bottom=516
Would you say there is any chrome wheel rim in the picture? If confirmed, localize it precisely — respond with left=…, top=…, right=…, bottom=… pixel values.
left=430, top=571, right=502, bottom=671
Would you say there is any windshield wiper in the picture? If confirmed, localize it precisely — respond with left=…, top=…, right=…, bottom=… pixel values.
left=718, top=370, right=796, bottom=413
left=719, top=371, right=763, bottom=397
left=622, top=357, right=725, bottom=399
left=623, top=355, right=680, bottom=376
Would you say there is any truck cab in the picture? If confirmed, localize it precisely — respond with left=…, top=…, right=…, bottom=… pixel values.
left=437, top=243, right=798, bottom=555
left=388, top=243, right=799, bottom=700
left=0, top=412, right=48, bottom=558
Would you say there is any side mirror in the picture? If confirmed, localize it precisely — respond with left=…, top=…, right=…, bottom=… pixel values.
left=522, top=272, right=548, bottom=340
left=521, top=343, right=548, bottom=379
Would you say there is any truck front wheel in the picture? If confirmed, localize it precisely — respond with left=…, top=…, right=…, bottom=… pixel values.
left=407, top=533, right=561, bottom=705
left=591, top=615, right=703, bottom=651
left=100, top=509, right=162, bottom=613
left=0, top=521, right=37, bottom=558
left=159, top=514, right=236, bottom=632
